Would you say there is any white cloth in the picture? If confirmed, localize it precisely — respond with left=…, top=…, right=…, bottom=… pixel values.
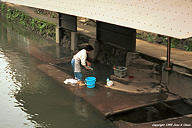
left=73, top=49, right=87, bottom=72
left=64, top=79, right=78, bottom=86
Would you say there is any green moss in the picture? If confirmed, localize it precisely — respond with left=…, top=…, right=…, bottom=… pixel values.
left=0, top=3, right=56, bottom=41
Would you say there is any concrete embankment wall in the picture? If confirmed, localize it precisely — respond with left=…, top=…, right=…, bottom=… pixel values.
left=167, top=68, right=192, bottom=98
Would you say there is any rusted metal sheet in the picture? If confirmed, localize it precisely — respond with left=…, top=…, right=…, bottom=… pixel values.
left=97, top=21, right=136, bottom=51
left=59, top=13, right=77, bottom=32
left=2, top=0, right=192, bottom=39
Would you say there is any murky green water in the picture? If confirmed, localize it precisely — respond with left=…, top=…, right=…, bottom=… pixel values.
left=0, top=18, right=115, bottom=128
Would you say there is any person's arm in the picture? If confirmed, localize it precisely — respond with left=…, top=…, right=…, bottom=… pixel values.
left=80, top=51, right=91, bottom=70
left=86, top=60, right=91, bottom=66
left=84, top=65, right=91, bottom=70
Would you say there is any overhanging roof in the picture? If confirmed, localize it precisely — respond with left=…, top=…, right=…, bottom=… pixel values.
left=2, top=0, right=192, bottom=39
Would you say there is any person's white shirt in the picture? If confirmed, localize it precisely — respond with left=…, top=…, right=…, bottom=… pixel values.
left=74, top=49, right=87, bottom=66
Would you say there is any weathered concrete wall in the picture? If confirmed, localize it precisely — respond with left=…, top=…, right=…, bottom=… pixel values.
left=88, top=39, right=99, bottom=61
left=60, top=29, right=90, bottom=51
left=167, top=71, right=192, bottom=98
left=60, top=29, right=71, bottom=49
left=95, top=41, right=127, bottom=66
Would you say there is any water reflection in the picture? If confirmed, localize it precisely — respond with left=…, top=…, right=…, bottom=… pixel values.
left=0, top=48, right=36, bottom=128
left=0, top=17, right=115, bottom=128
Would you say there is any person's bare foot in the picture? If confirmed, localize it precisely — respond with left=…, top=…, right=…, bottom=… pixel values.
left=78, top=81, right=86, bottom=86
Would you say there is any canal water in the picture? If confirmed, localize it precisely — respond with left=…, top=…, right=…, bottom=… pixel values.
left=0, top=18, right=115, bottom=128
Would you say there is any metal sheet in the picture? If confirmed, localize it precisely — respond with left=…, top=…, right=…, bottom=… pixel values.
left=96, top=21, right=136, bottom=51
left=2, top=0, right=192, bottom=39
left=59, top=13, right=77, bottom=32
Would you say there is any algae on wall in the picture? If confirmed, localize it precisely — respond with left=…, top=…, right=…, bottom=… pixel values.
left=0, top=3, right=56, bottom=41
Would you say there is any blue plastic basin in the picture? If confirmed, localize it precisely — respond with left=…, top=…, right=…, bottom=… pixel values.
left=85, top=77, right=96, bottom=88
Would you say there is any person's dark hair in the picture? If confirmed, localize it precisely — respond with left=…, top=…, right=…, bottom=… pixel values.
left=85, top=45, right=94, bottom=51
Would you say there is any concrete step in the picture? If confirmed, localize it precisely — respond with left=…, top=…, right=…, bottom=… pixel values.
left=110, top=75, right=132, bottom=85
left=108, top=80, right=162, bottom=94
left=130, top=58, right=155, bottom=70
left=127, top=66, right=153, bottom=78
left=130, top=77, right=160, bottom=87
left=110, top=74, right=160, bottom=87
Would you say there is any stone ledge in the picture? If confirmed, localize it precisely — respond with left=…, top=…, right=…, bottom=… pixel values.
left=105, top=81, right=161, bottom=94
